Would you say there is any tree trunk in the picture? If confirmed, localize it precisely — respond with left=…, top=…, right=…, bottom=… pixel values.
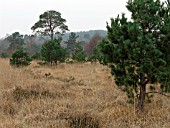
left=50, top=33, right=54, bottom=40
left=138, top=83, right=146, bottom=111
left=138, top=75, right=148, bottom=111
left=50, top=55, right=52, bottom=66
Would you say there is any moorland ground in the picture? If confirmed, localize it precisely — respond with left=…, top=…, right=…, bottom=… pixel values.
left=0, top=58, right=169, bottom=128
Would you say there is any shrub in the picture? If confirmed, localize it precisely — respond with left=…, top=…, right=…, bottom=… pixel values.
left=0, top=52, right=8, bottom=58
left=10, top=48, right=32, bottom=67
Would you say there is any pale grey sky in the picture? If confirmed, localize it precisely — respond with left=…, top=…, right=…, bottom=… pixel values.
left=0, top=0, right=130, bottom=38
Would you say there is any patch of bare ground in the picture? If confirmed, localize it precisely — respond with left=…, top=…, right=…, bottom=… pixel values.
left=0, top=58, right=169, bottom=128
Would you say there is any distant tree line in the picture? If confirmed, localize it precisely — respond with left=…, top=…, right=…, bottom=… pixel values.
left=0, top=32, right=106, bottom=58
left=0, top=10, right=104, bottom=66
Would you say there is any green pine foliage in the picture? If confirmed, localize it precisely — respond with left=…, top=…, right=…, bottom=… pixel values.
left=0, top=52, right=8, bottom=58
left=31, top=52, right=41, bottom=60
left=99, top=0, right=170, bottom=111
left=31, top=10, right=69, bottom=40
left=10, top=48, right=32, bottom=67
left=87, top=46, right=102, bottom=63
left=72, top=43, right=86, bottom=62
left=41, top=39, right=66, bottom=65
left=65, top=32, right=79, bottom=56
left=159, top=66, right=170, bottom=92
left=6, top=32, right=24, bottom=52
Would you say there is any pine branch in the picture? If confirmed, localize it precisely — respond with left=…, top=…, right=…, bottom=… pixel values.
left=145, top=91, right=170, bottom=97
left=136, top=91, right=170, bottom=98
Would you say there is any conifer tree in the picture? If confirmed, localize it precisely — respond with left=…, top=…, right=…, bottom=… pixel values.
left=31, top=10, right=69, bottom=40
left=72, top=43, right=86, bottom=62
left=65, top=32, right=79, bottom=56
left=6, top=32, right=24, bottom=53
left=99, top=0, right=170, bottom=111
left=41, top=39, right=66, bottom=65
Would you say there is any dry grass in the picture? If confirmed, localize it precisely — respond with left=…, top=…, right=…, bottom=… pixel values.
left=0, top=58, right=169, bottom=128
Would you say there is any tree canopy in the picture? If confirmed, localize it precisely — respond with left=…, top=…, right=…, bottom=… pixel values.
left=6, top=32, right=24, bottom=53
left=65, top=32, right=79, bottom=56
left=31, top=10, right=69, bottom=40
left=72, top=43, right=86, bottom=62
left=41, top=39, right=66, bottom=65
left=84, top=34, right=101, bottom=55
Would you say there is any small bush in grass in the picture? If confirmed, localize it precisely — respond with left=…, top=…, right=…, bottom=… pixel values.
left=10, top=48, right=32, bottom=67
left=0, top=52, right=8, bottom=58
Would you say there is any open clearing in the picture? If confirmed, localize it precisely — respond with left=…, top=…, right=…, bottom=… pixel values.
left=0, top=58, right=169, bottom=128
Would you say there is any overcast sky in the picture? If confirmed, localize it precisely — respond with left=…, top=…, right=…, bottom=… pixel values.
left=0, top=0, right=130, bottom=38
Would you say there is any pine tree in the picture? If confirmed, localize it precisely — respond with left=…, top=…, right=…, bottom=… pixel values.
left=41, top=39, right=66, bottom=65
left=6, top=32, right=24, bottom=53
left=65, top=32, right=79, bottom=56
left=99, top=0, right=170, bottom=111
left=72, top=43, right=86, bottom=62
left=31, top=10, right=69, bottom=40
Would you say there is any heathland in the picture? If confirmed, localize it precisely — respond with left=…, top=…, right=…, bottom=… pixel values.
left=0, top=58, right=169, bottom=128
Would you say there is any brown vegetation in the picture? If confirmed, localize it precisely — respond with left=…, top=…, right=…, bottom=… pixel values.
left=0, top=58, right=169, bottom=128
left=84, top=34, right=101, bottom=55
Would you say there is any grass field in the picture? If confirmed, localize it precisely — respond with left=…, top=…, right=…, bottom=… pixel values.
left=0, top=58, right=169, bottom=128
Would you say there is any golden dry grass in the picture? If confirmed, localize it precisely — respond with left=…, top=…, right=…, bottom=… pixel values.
left=0, top=58, right=169, bottom=128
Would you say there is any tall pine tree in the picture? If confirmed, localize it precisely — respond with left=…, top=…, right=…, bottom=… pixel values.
left=99, top=0, right=170, bottom=111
